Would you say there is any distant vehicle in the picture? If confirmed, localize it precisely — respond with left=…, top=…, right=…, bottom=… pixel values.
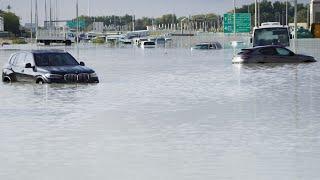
left=141, top=41, right=156, bottom=48
left=37, top=29, right=75, bottom=46
left=252, top=22, right=291, bottom=47
left=191, top=42, right=222, bottom=50
left=2, top=50, right=99, bottom=84
left=133, top=37, right=149, bottom=46
left=232, top=45, right=317, bottom=64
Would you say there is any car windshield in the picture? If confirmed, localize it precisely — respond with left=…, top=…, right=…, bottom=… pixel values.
left=195, top=44, right=209, bottom=49
left=254, top=27, right=290, bottom=47
left=34, top=53, right=79, bottom=67
left=144, top=42, right=155, bottom=45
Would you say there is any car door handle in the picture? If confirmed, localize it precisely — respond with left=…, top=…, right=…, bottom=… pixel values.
left=21, top=70, right=24, bottom=73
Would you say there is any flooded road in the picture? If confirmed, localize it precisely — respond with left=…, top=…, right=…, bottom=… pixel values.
left=1, top=45, right=320, bottom=180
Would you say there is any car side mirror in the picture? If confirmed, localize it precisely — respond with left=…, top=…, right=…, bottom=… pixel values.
left=25, top=63, right=32, bottom=68
left=80, top=61, right=85, bottom=66
left=290, top=52, right=295, bottom=56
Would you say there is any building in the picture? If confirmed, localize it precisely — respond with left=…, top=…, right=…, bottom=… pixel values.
left=0, top=17, right=4, bottom=32
left=93, top=22, right=104, bottom=33
left=311, top=0, right=320, bottom=24
left=24, top=23, right=36, bottom=33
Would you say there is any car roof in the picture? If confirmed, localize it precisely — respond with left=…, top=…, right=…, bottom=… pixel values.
left=31, top=49, right=66, bottom=54
left=197, top=42, right=220, bottom=45
left=242, top=45, right=285, bottom=51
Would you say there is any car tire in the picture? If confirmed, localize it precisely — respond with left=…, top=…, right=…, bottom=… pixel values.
left=65, top=40, right=72, bottom=46
left=36, top=78, right=44, bottom=84
left=2, top=73, right=12, bottom=83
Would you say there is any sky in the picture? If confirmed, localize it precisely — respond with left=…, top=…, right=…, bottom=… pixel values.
left=0, top=0, right=310, bottom=25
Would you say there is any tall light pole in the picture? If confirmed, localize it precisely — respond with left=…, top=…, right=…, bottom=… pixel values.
left=286, top=0, right=288, bottom=25
left=255, top=0, right=258, bottom=27
left=294, top=0, right=298, bottom=53
left=87, top=0, right=90, bottom=17
left=30, top=0, right=33, bottom=43
left=233, top=0, right=236, bottom=36
left=35, top=0, right=38, bottom=41
left=258, top=0, right=260, bottom=26
left=45, top=0, right=47, bottom=25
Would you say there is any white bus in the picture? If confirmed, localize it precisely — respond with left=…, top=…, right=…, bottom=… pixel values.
left=252, top=22, right=291, bottom=47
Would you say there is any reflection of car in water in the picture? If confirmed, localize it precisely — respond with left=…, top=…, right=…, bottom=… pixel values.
left=233, top=45, right=316, bottom=64
left=2, top=50, right=99, bottom=84
left=191, top=42, right=222, bottom=50
left=252, top=22, right=291, bottom=47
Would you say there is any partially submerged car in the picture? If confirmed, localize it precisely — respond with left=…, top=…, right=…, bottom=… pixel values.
left=233, top=45, right=317, bottom=64
left=2, top=50, right=99, bottom=84
left=191, top=42, right=222, bottom=50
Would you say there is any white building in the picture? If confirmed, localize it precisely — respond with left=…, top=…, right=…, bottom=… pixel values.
left=0, top=17, right=4, bottom=32
left=311, top=0, right=320, bottom=24
left=93, top=22, right=104, bottom=33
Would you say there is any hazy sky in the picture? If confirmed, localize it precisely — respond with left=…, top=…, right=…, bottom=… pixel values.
left=1, top=0, right=309, bottom=24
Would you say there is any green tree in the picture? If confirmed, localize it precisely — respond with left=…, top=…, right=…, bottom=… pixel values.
left=0, top=11, right=20, bottom=35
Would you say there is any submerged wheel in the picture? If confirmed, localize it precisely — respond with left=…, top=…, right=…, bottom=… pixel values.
left=65, top=40, right=72, bottom=46
left=2, top=73, right=12, bottom=83
left=36, top=78, right=44, bottom=84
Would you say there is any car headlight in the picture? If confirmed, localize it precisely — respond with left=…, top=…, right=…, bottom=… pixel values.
left=45, top=73, right=63, bottom=79
left=90, top=73, right=98, bottom=78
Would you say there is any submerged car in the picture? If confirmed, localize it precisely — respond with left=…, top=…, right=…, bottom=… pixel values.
left=233, top=45, right=317, bottom=64
left=140, top=41, right=156, bottom=48
left=2, top=50, right=99, bottom=84
left=191, top=42, right=222, bottom=50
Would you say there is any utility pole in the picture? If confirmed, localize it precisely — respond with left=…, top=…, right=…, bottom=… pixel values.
left=233, top=0, right=236, bottom=36
left=55, top=0, right=58, bottom=27
left=76, top=0, right=79, bottom=57
left=258, top=0, right=260, bottom=26
left=88, top=0, right=90, bottom=17
left=50, top=0, right=52, bottom=28
left=30, top=0, right=33, bottom=43
left=255, top=0, right=258, bottom=27
left=294, top=0, right=297, bottom=53
left=45, top=0, right=48, bottom=26
left=286, top=0, right=288, bottom=25
left=35, top=0, right=38, bottom=41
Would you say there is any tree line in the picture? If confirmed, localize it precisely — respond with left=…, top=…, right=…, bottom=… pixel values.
left=235, top=0, right=309, bottom=26
left=77, top=0, right=309, bottom=31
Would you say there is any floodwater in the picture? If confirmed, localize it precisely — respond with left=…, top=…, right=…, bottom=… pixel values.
left=1, top=44, right=320, bottom=180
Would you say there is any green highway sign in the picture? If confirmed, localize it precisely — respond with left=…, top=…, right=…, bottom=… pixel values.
left=224, top=13, right=251, bottom=33
left=66, top=20, right=86, bottom=29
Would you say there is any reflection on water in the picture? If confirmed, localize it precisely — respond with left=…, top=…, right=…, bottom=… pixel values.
left=1, top=45, right=320, bottom=180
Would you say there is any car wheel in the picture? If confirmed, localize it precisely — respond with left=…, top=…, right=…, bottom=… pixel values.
left=2, top=73, right=12, bottom=83
left=36, top=78, right=44, bottom=84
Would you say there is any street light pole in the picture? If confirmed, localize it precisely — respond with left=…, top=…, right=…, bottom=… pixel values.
left=258, top=0, right=260, bottom=26
left=294, top=0, right=298, bottom=53
left=35, top=0, right=38, bottom=41
left=255, top=0, right=258, bottom=27
left=30, top=0, right=33, bottom=43
left=233, top=0, right=236, bottom=36
left=286, top=0, right=288, bottom=25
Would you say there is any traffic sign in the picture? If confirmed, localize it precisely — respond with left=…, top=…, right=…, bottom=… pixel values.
left=66, top=20, right=86, bottom=29
left=224, top=13, right=251, bottom=33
